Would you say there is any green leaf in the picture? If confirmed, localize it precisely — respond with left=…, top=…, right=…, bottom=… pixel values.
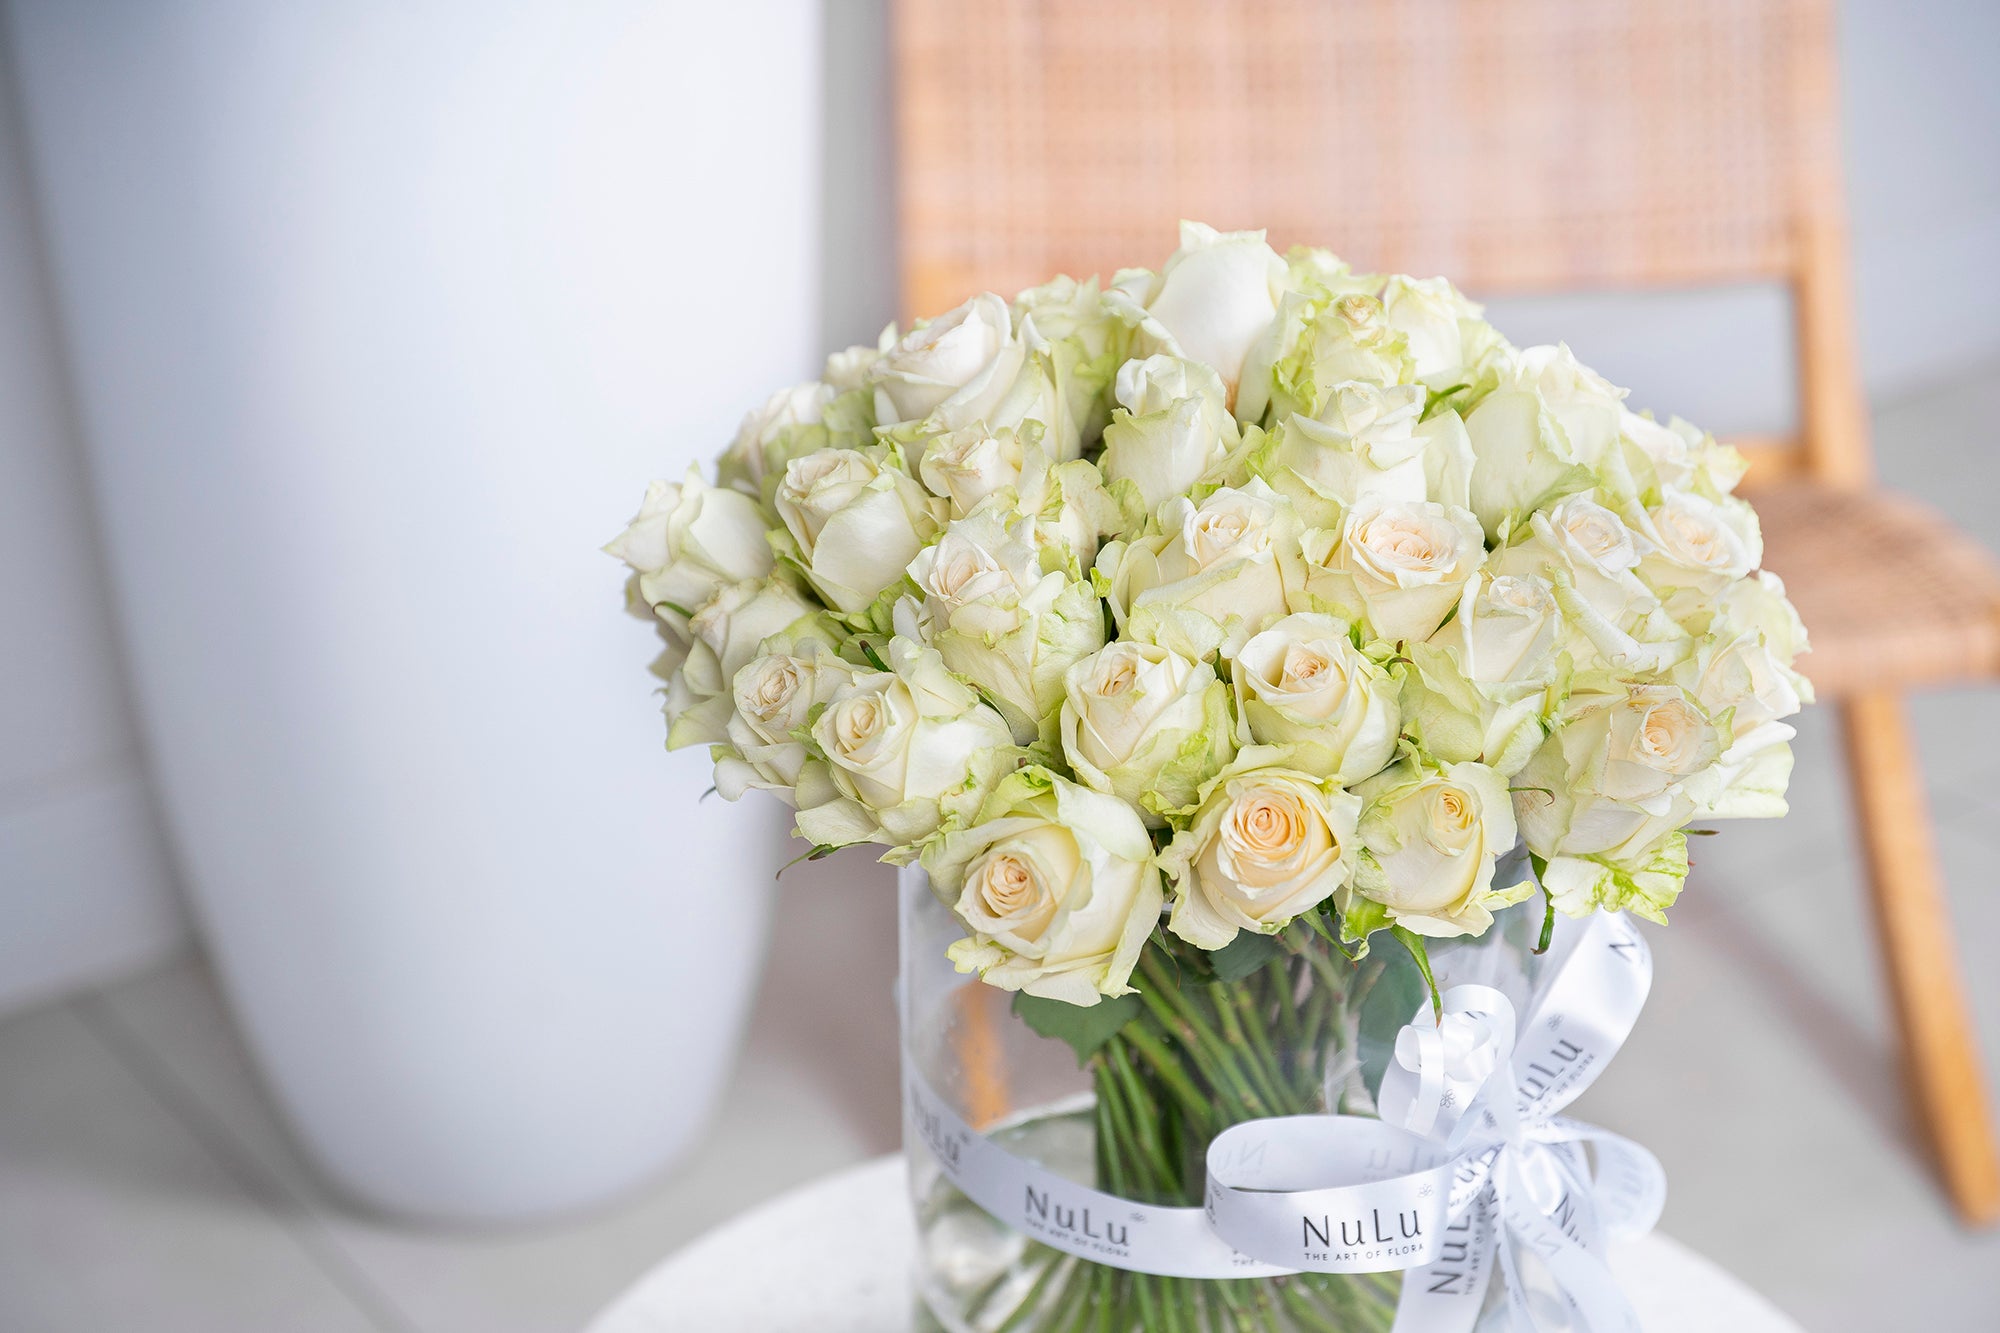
left=1392, top=926, right=1442, bottom=1022
left=1206, top=931, right=1285, bottom=983
left=1356, top=951, right=1427, bottom=1097
left=1010, top=991, right=1143, bottom=1066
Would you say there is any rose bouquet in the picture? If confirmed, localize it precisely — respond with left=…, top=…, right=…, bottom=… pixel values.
left=608, top=223, right=1808, bottom=1331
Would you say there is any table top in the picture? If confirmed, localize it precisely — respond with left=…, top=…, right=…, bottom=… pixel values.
left=587, top=1154, right=1802, bottom=1332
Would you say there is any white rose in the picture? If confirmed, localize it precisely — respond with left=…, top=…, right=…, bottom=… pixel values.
left=662, top=579, right=817, bottom=750
left=1489, top=493, right=1687, bottom=673
left=1012, top=274, right=1127, bottom=364
left=714, top=641, right=850, bottom=804
left=1228, top=613, right=1401, bottom=784
left=1164, top=751, right=1362, bottom=950
left=603, top=469, right=775, bottom=632
left=1462, top=343, right=1625, bottom=535
left=1538, top=829, right=1691, bottom=926
left=717, top=382, right=838, bottom=495
left=926, top=768, right=1163, bottom=1006
left=1431, top=572, right=1562, bottom=686
left=871, top=291, right=1027, bottom=429
left=1060, top=640, right=1235, bottom=825
left=917, top=422, right=1029, bottom=516
left=1346, top=756, right=1529, bottom=939
left=1400, top=573, right=1563, bottom=775
left=1670, top=572, right=1812, bottom=821
left=1099, top=479, right=1303, bottom=660
left=1098, top=355, right=1236, bottom=516
left=1124, top=221, right=1286, bottom=407
left=1512, top=682, right=1726, bottom=861
left=1299, top=497, right=1485, bottom=645
left=1380, top=274, right=1494, bottom=391
left=904, top=510, right=1105, bottom=743
left=1630, top=488, right=1761, bottom=614
left=1258, top=379, right=1475, bottom=520
left=1617, top=410, right=1748, bottom=500
left=1261, top=291, right=1417, bottom=425
left=795, top=636, right=1017, bottom=851
left=773, top=449, right=941, bottom=615
left=824, top=338, right=888, bottom=393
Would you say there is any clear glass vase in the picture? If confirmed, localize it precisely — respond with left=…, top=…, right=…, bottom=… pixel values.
left=899, top=864, right=1545, bottom=1332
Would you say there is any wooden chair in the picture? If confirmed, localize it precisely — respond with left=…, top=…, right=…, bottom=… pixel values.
left=890, top=0, right=2000, bottom=1223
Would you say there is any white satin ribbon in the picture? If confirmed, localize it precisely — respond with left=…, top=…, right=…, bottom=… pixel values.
left=903, top=912, right=1665, bottom=1330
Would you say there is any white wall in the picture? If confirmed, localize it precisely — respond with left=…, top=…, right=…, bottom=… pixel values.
left=0, top=36, right=182, bottom=1015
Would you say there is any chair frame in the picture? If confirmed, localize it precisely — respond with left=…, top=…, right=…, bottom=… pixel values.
left=890, top=0, right=2000, bottom=1223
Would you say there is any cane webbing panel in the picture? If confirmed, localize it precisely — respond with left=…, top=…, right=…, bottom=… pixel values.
left=1758, top=482, right=2000, bottom=695
left=894, top=0, right=1838, bottom=317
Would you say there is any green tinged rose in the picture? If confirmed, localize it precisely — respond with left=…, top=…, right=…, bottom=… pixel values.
left=1344, top=755, right=1530, bottom=940
left=903, top=509, right=1106, bottom=745
left=925, top=767, right=1163, bottom=1006
left=794, top=635, right=1019, bottom=854
left=1059, top=640, right=1235, bottom=826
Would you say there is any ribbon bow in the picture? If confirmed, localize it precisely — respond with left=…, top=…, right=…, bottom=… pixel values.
left=902, top=912, right=1664, bottom=1332
left=1204, top=913, right=1665, bottom=1332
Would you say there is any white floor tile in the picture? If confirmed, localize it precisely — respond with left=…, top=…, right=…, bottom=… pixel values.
left=81, top=850, right=902, bottom=1333
left=0, top=1002, right=387, bottom=1333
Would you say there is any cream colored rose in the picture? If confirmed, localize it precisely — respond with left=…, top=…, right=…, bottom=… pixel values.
left=1489, top=493, right=1687, bottom=674
left=1399, top=573, right=1563, bottom=775
left=904, top=511, right=1105, bottom=742
left=1670, top=572, right=1811, bottom=821
left=1511, top=682, right=1726, bottom=861
left=1122, top=222, right=1287, bottom=407
left=1463, top=343, right=1625, bottom=535
left=1380, top=274, right=1493, bottom=391
left=1012, top=274, right=1126, bottom=363
left=717, top=382, right=837, bottom=495
left=1164, top=752, right=1361, bottom=949
left=1097, top=355, right=1236, bottom=515
left=1631, top=489, right=1761, bottom=610
left=1228, top=613, right=1400, bottom=783
left=1299, top=498, right=1484, bottom=645
left=662, top=579, right=817, bottom=750
left=823, top=340, right=886, bottom=393
left=1259, top=291, right=1417, bottom=425
left=1099, top=480, right=1302, bottom=659
left=1060, top=639, right=1234, bottom=824
left=1260, top=380, right=1475, bottom=519
left=926, top=768, right=1163, bottom=1006
left=773, top=449, right=940, bottom=614
left=603, top=469, right=775, bottom=632
left=1347, top=757, right=1528, bottom=938
left=795, top=636, right=1016, bottom=850
left=917, top=423, right=1028, bottom=515
left=1434, top=573, right=1561, bottom=685
left=714, top=642, right=850, bottom=804
left=1616, top=410, right=1748, bottom=500
left=871, top=291, right=1027, bottom=429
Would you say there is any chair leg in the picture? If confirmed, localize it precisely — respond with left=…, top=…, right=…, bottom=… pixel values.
left=1841, top=690, right=2000, bottom=1224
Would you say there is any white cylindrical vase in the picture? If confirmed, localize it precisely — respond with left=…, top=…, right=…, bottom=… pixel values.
left=6, top=0, right=818, bottom=1221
